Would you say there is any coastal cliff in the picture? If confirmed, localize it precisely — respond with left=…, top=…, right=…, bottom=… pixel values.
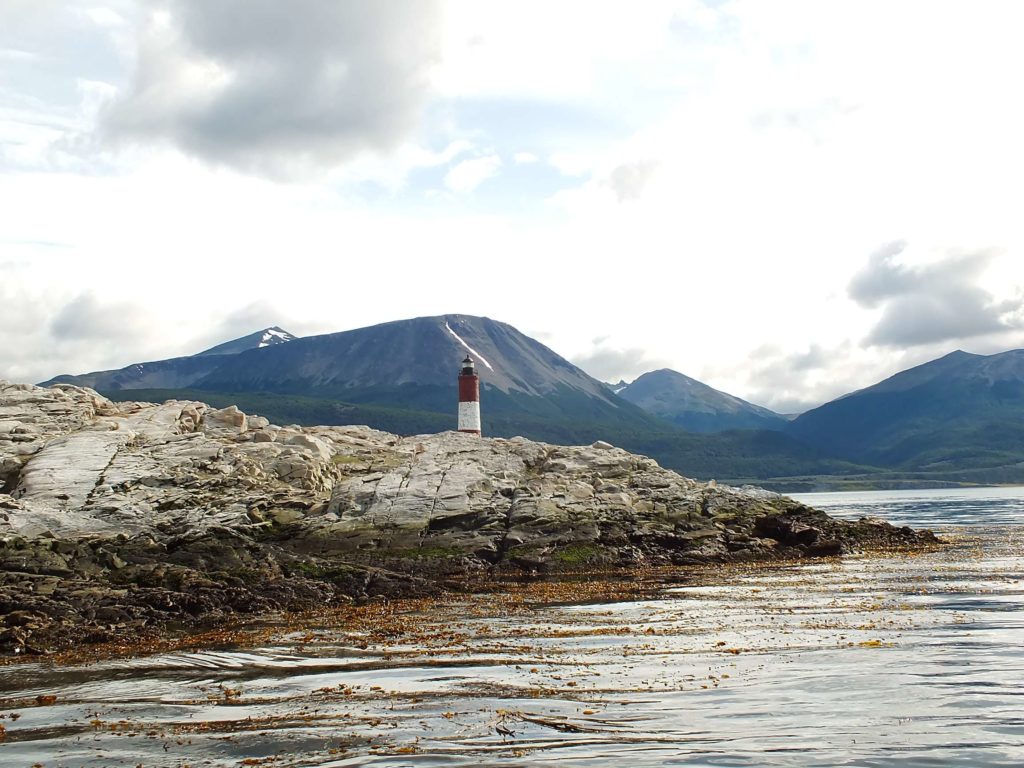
left=0, top=382, right=935, bottom=655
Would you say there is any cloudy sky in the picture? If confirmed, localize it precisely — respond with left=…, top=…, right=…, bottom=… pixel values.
left=2, top=0, right=1022, bottom=412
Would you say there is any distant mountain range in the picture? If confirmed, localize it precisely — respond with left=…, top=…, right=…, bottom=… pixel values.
left=616, top=368, right=789, bottom=432
left=786, top=349, right=1024, bottom=481
left=44, top=315, right=668, bottom=442
left=40, top=316, right=1024, bottom=490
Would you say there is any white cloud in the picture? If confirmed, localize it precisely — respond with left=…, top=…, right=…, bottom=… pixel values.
left=443, top=154, right=502, bottom=193
left=99, top=1, right=443, bottom=179
left=1, top=0, right=1023, bottom=411
left=82, top=7, right=126, bottom=28
left=0, top=48, right=37, bottom=62
left=435, top=1, right=686, bottom=101
left=608, top=160, right=658, bottom=202
left=571, top=344, right=671, bottom=383
left=849, top=243, right=1022, bottom=347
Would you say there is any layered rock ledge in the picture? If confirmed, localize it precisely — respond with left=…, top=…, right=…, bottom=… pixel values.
left=0, top=381, right=936, bottom=655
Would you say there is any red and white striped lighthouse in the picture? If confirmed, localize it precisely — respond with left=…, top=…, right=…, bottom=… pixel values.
left=458, top=355, right=481, bottom=435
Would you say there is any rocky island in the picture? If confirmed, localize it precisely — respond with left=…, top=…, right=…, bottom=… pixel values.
left=0, top=381, right=936, bottom=656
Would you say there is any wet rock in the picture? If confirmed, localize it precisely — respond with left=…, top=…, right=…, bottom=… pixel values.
left=755, top=514, right=821, bottom=546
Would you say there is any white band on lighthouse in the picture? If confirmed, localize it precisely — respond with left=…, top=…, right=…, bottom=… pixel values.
left=458, top=400, right=481, bottom=432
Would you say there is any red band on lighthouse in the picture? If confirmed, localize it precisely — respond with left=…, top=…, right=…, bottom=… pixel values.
left=458, top=356, right=481, bottom=435
left=459, top=376, right=479, bottom=403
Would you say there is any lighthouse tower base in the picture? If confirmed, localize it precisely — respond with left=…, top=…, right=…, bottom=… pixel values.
left=458, top=400, right=481, bottom=435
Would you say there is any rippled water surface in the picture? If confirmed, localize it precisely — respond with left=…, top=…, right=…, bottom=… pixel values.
left=2, top=488, right=1023, bottom=767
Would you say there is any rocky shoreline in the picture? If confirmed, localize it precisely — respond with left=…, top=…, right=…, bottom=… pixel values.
left=0, top=381, right=937, bottom=656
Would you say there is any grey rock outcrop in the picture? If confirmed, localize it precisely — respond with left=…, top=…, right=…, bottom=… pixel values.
left=0, top=381, right=936, bottom=655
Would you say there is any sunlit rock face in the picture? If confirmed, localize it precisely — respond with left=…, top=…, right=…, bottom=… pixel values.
left=0, top=381, right=934, bottom=655
left=0, top=383, right=811, bottom=560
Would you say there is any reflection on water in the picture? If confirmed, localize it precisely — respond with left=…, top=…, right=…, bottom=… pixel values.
left=791, top=485, right=1024, bottom=527
left=2, top=489, right=1023, bottom=767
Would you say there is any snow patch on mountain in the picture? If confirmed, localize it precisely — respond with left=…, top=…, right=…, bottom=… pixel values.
left=193, top=327, right=298, bottom=357
left=445, top=321, right=495, bottom=371
left=258, top=328, right=295, bottom=348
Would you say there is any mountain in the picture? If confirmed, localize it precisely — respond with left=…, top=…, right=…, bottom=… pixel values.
left=196, top=315, right=609, bottom=396
left=197, top=326, right=295, bottom=356
left=617, top=369, right=789, bottom=433
left=787, top=349, right=1024, bottom=473
left=41, top=326, right=297, bottom=391
left=45, top=315, right=670, bottom=441
left=190, top=314, right=670, bottom=437
left=43, top=355, right=233, bottom=392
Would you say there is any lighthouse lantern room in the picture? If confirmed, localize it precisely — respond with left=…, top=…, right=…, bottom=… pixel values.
left=458, top=355, right=481, bottom=435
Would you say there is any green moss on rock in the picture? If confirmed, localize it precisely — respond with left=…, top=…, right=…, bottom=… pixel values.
left=552, top=543, right=604, bottom=567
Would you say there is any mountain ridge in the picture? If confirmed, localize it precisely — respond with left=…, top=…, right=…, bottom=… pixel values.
left=41, top=326, right=297, bottom=391
left=43, top=314, right=669, bottom=439
left=786, top=348, right=1024, bottom=468
left=617, top=368, right=789, bottom=433
left=194, top=314, right=622, bottom=402
left=197, top=326, right=296, bottom=356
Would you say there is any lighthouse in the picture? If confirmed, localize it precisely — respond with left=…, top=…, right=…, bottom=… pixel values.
left=458, top=355, right=481, bottom=435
